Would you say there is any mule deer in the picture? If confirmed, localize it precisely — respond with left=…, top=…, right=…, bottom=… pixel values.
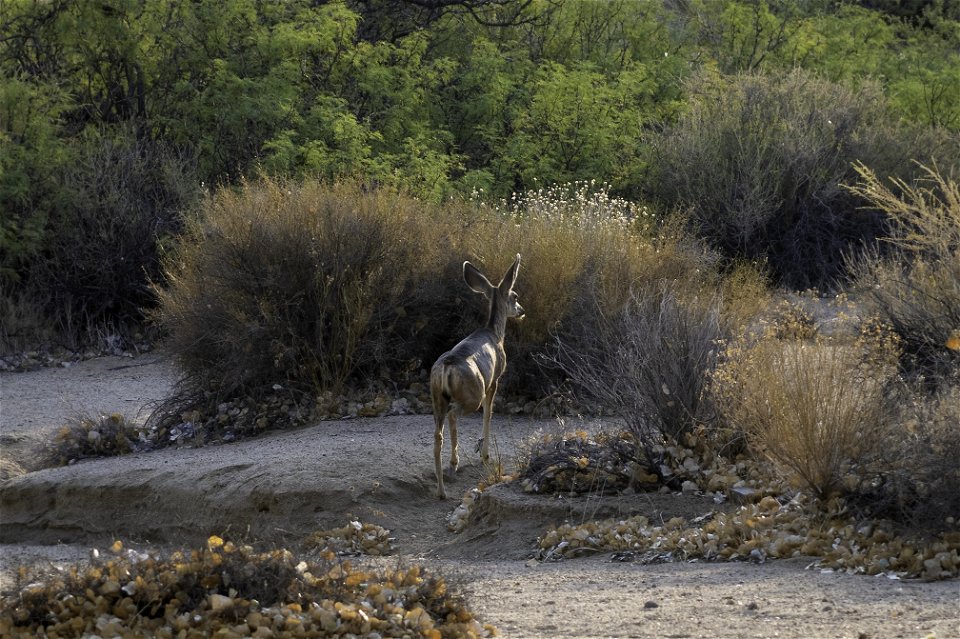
left=431, top=254, right=524, bottom=499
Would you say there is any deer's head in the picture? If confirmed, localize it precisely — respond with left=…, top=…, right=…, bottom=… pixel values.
left=463, top=253, right=524, bottom=324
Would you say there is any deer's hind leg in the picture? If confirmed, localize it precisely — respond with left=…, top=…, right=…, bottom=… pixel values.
left=432, top=395, right=450, bottom=499
left=448, top=409, right=459, bottom=477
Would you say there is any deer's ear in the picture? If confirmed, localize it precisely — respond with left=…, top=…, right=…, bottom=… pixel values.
left=463, top=261, right=494, bottom=296
left=501, top=253, right=520, bottom=290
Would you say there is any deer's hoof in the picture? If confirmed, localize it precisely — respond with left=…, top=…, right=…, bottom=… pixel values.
left=445, top=465, right=458, bottom=479
left=437, top=490, right=447, bottom=500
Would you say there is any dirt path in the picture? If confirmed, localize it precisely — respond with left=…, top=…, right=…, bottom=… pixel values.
left=1, top=356, right=958, bottom=638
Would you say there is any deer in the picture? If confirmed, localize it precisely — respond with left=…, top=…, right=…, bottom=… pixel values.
left=431, top=254, right=524, bottom=499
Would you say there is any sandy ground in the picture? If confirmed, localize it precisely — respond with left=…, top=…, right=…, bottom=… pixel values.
left=1, top=355, right=958, bottom=638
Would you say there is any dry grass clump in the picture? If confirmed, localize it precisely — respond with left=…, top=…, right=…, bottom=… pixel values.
left=304, top=521, right=395, bottom=557
left=54, top=412, right=150, bottom=464
left=712, top=335, right=898, bottom=501
left=762, top=299, right=818, bottom=340
left=847, top=162, right=960, bottom=385
left=0, top=536, right=493, bottom=638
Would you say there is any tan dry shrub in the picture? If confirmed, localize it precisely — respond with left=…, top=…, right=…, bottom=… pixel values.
left=457, top=182, right=711, bottom=395
left=763, top=299, right=818, bottom=341
left=718, top=260, right=771, bottom=333
left=891, top=384, right=960, bottom=525
left=846, top=162, right=960, bottom=383
left=156, top=178, right=454, bottom=399
left=713, top=337, right=897, bottom=500
left=55, top=412, right=145, bottom=463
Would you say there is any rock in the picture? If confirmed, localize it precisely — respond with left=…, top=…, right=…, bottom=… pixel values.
left=729, top=486, right=759, bottom=504
left=209, top=594, right=234, bottom=612
left=390, top=398, right=410, bottom=415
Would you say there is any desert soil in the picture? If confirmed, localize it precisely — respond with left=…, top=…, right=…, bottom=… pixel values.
left=1, top=354, right=958, bottom=639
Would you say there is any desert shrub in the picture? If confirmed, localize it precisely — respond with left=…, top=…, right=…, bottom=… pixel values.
left=838, top=381, right=960, bottom=527
left=156, top=179, right=459, bottom=405
left=846, top=162, right=960, bottom=384
left=646, top=68, right=959, bottom=288
left=892, top=385, right=960, bottom=526
left=468, top=184, right=721, bottom=396
left=547, top=278, right=730, bottom=463
left=763, top=299, right=819, bottom=341
left=0, top=292, right=54, bottom=354
left=712, top=335, right=898, bottom=500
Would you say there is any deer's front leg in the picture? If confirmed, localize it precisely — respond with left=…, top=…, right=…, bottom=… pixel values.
left=479, top=382, right=497, bottom=463
left=434, top=416, right=446, bottom=499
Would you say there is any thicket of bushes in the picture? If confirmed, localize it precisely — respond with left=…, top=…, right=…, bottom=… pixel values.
left=847, top=163, right=960, bottom=384
left=647, top=69, right=959, bottom=287
left=0, top=124, right=197, bottom=351
left=550, top=164, right=960, bottom=525
left=151, top=179, right=717, bottom=434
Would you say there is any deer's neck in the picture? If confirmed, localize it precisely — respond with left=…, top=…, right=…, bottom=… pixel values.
left=486, top=297, right=507, bottom=343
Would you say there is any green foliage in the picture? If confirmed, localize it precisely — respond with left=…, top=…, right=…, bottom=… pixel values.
left=0, top=77, right=71, bottom=282
left=3, top=0, right=960, bottom=349
left=646, top=69, right=957, bottom=287
left=501, top=61, right=646, bottom=191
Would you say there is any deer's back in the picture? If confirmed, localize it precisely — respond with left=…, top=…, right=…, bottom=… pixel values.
left=430, top=329, right=505, bottom=409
